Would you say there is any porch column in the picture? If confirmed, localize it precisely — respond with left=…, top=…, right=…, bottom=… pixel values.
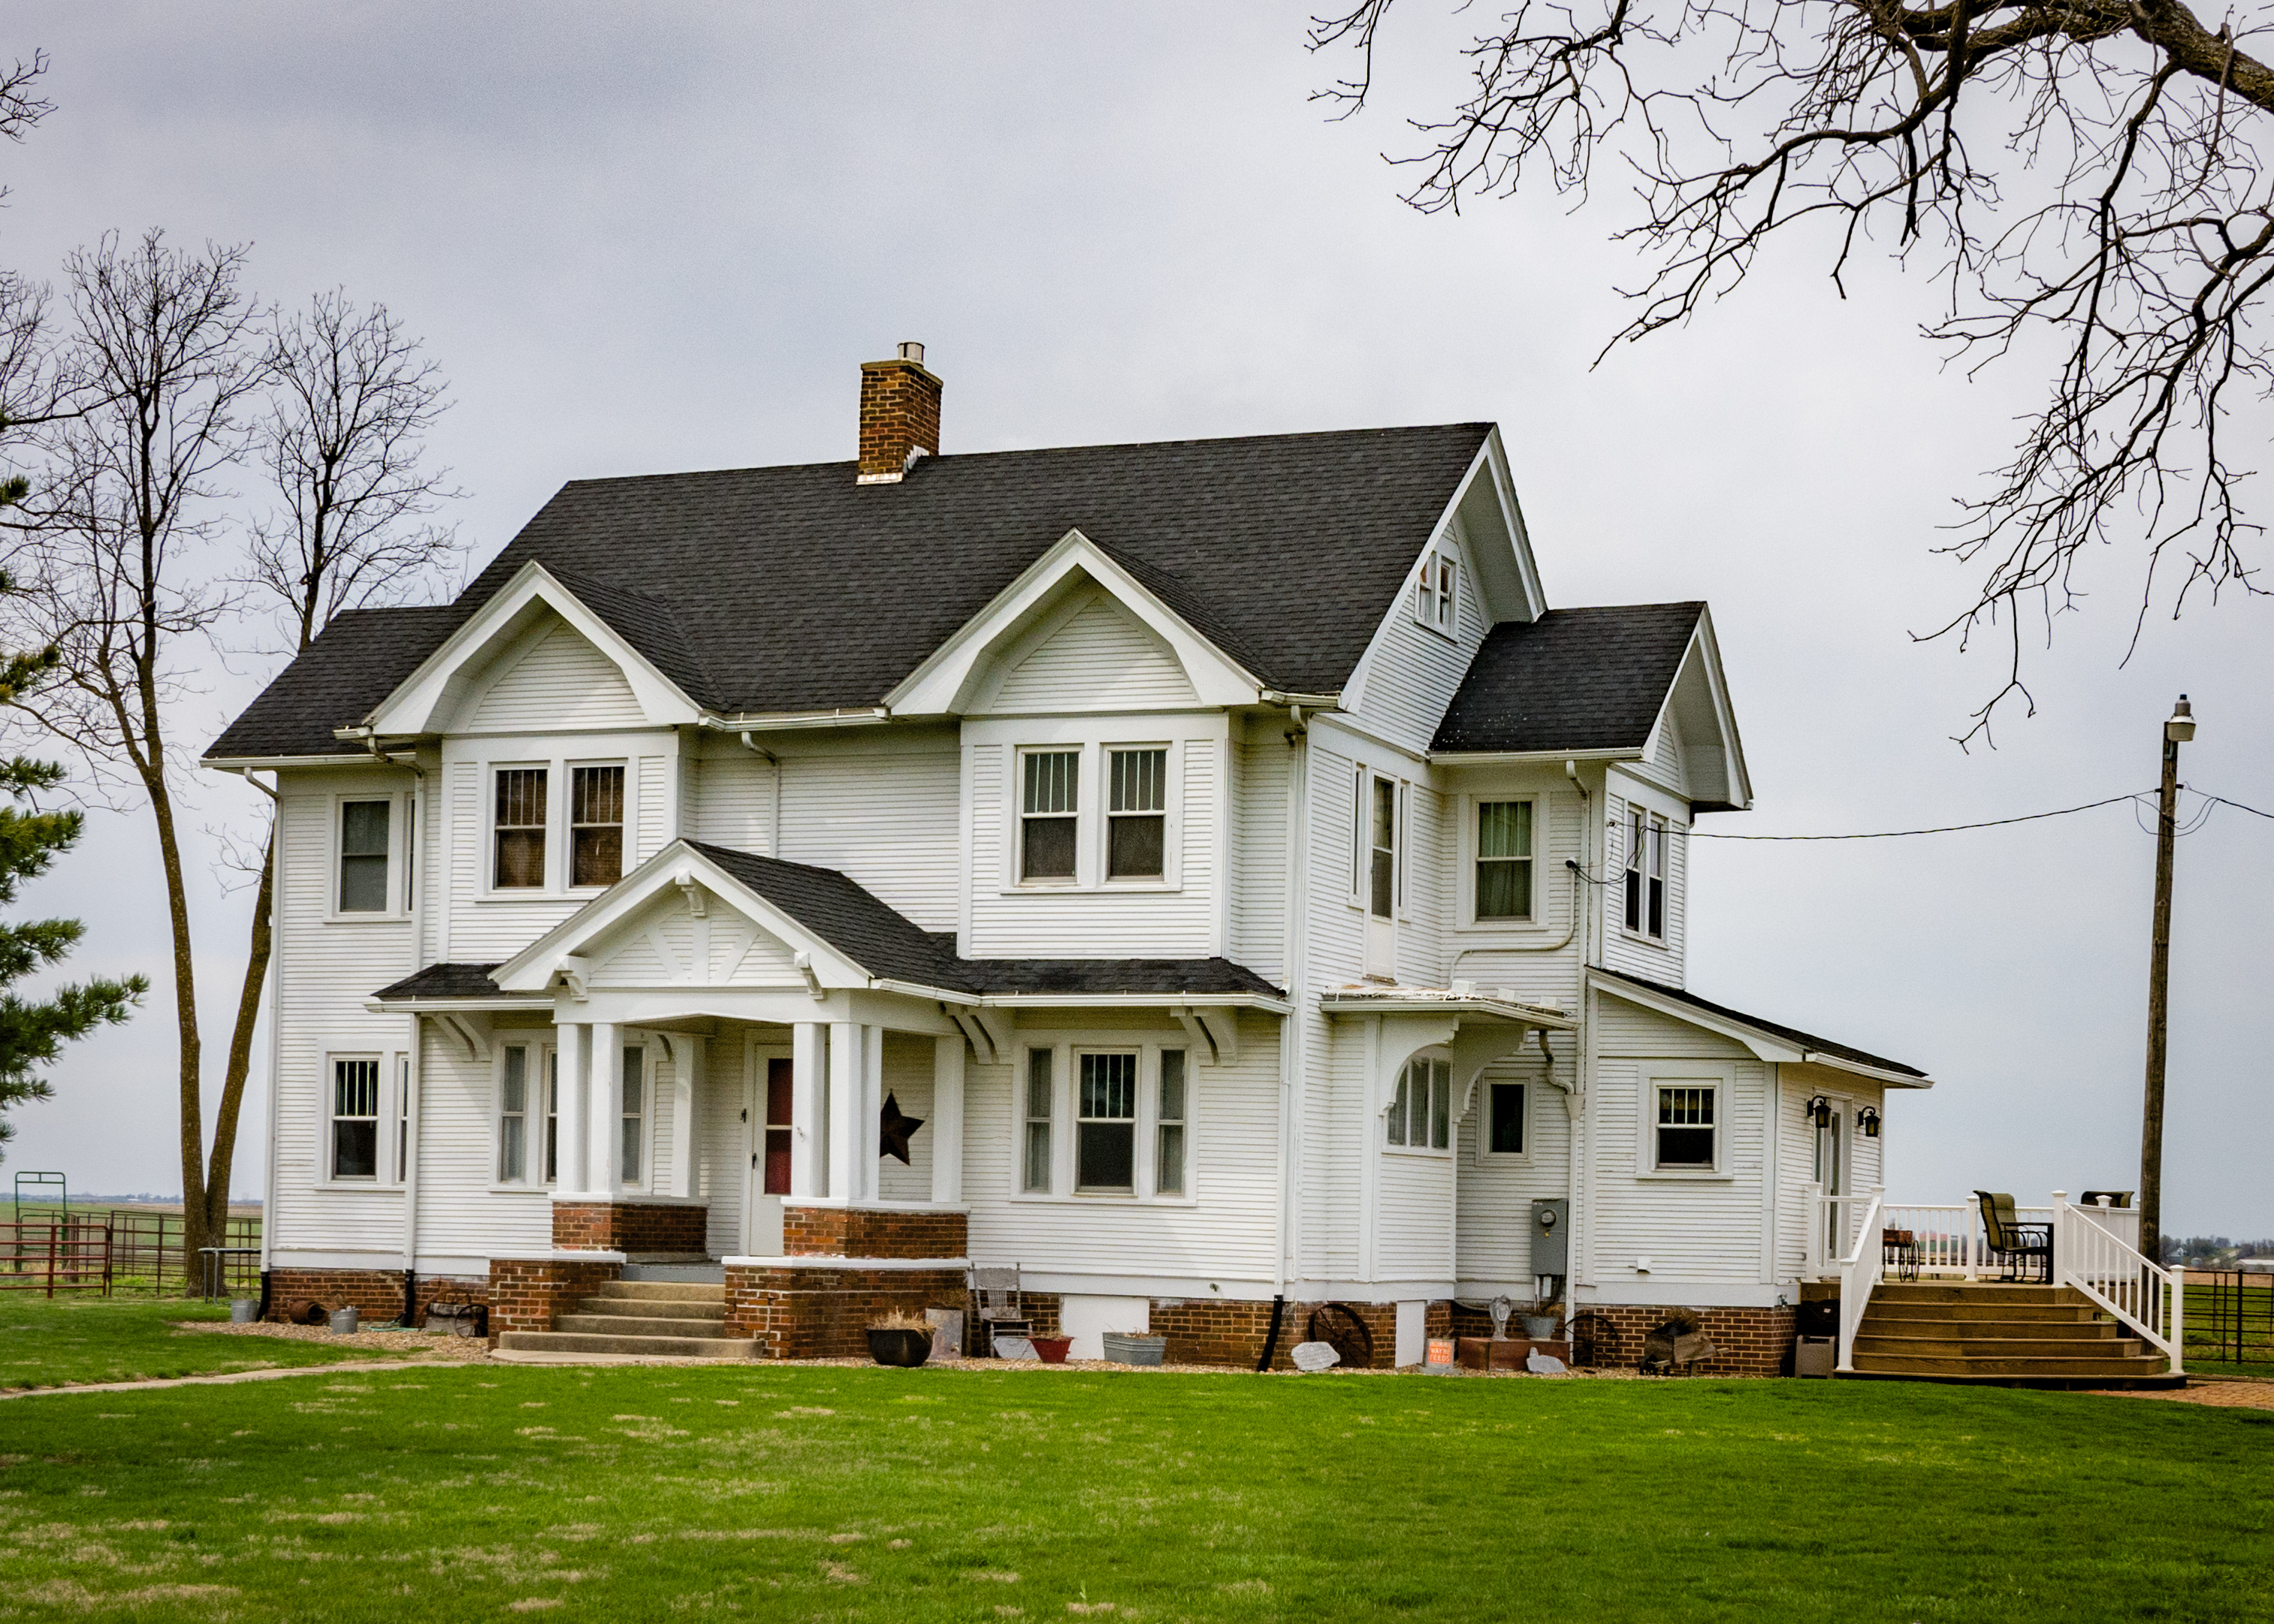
left=792, top=1021, right=828, bottom=1199
left=829, top=1021, right=864, bottom=1203
left=862, top=1024, right=884, bottom=1203
left=670, top=1034, right=702, bottom=1199
left=590, top=1021, right=622, bottom=1196
left=555, top=1022, right=589, bottom=1197
left=931, top=1034, right=965, bottom=1204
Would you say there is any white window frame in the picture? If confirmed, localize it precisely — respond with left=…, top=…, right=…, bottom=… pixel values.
left=320, top=1050, right=393, bottom=1187
left=1001, top=736, right=1184, bottom=895
left=491, top=1039, right=558, bottom=1190
left=482, top=756, right=636, bottom=899
left=1457, top=792, right=1542, bottom=930
left=1619, top=801, right=1674, bottom=945
left=328, top=789, right=412, bottom=919
left=1073, top=1048, right=1140, bottom=1194
left=1101, top=743, right=1171, bottom=886
left=489, top=761, right=553, bottom=893
left=1009, top=1035, right=1197, bottom=1205
left=568, top=759, right=630, bottom=892
left=1481, top=1076, right=1530, bottom=1161
left=1414, top=546, right=1458, bottom=638
left=1385, top=1053, right=1453, bottom=1157
left=1637, top=1070, right=1732, bottom=1179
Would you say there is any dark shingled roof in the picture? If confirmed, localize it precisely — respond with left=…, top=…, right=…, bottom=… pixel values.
left=371, top=962, right=509, bottom=1001
left=1432, top=602, right=1704, bottom=754
left=211, top=424, right=1492, bottom=758
left=370, top=846, right=1285, bottom=1004
left=1595, top=969, right=1927, bottom=1079
left=211, top=605, right=464, bottom=760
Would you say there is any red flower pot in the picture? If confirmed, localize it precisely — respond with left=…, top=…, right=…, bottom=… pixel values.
left=1031, top=1335, right=1073, bottom=1363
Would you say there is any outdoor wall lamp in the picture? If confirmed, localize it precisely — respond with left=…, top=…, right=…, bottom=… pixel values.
left=1804, top=1094, right=1833, bottom=1128
left=1857, top=1106, right=1882, bottom=1138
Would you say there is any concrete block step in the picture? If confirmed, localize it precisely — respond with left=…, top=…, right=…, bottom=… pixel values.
left=497, top=1330, right=756, bottom=1360
left=573, top=1296, right=726, bottom=1322
left=557, top=1312, right=729, bottom=1339
left=1855, top=1334, right=2144, bottom=1360
left=591, top=1281, right=726, bottom=1304
left=1852, top=1352, right=2167, bottom=1379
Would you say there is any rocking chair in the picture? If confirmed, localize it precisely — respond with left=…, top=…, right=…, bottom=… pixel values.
left=1974, top=1191, right=2052, bottom=1284
left=971, top=1264, right=1029, bottom=1357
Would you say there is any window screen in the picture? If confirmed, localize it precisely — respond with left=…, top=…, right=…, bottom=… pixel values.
left=620, top=1043, right=645, bottom=1185
left=499, top=1046, right=528, bottom=1182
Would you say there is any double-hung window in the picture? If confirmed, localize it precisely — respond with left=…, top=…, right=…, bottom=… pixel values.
left=1623, top=807, right=1667, bottom=939
left=1388, top=1057, right=1451, bottom=1150
left=1655, top=1085, right=1717, bottom=1169
left=1369, top=777, right=1397, bottom=919
left=1021, top=750, right=1079, bottom=882
left=1155, top=1049, right=1187, bottom=1196
left=1077, top=1052, right=1138, bottom=1192
left=494, top=768, right=548, bottom=888
left=1415, top=549, right=1457, bottom=633
left=339, top=799, right=391, bottom=912
left=1022, top=1049, right=1054, bottom=1192
left=1475, top=800, right=1534, bottom=920
left=544, top=1051, right=560, bottom=1183
left=499, top=1047, right=530, bottom=1182
left=572, top=765, right=625, bottom=887
left=1489, top=1081, right=1527, bottom=1155
left=1107, top=748, right=1167, bottom=880
left=620, top=1043, right=646, bottom=1185
left=331, top=1058, right=381, bottom=1179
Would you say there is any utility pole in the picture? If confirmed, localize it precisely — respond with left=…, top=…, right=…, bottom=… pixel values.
left=2140, top=694, right=2195, bottom=1273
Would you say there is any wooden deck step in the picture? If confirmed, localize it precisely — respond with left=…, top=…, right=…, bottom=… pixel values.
left=1838, top=1281, right=2177, bottom=1389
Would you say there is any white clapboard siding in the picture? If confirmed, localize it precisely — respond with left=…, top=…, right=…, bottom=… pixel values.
left=1589, top=998, right=1766, bottom=1284
left=683, top=749, right=777, bottom=856
left=1297, top=741, right=1367, bottom=1282
left=464, top=618, right=646, bottom=732
left=874, top=1034, right=937, bottom=1203
left=442, top=756, right=582, bottom=960
left=1452, top=1057, right=1578, bottom=1283
left=1230, top=738, right=1288, bottom=984
left=643, top=1041, right=677, bottom=1197
left=967, top=740, right=1216, bottom=958
left=985, top=596, right=1198, bottom=714
left=269, top=771, right=421, bottom=1255
left=1433, top=785, right=1588, bottom=1014
left=1397, top=780, right=1448, bottom=987
left=1349, top=529, right=1493, bottom=753
left=778, top=743, right=960, bottom=931
left=410, top=1028, right=551, bottom=1260
left=636, top=754, right=672, bottom=862
left=962, top=1014, right=1279, bottom=1281
left=701, top=1041, right=750, bottom=1259
left=1376, top=1152, right=1456, bottom=1281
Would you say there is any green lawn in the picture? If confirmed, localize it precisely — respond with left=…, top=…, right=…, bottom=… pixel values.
left=0, top=1293, right=426, bottom=1390
left=0, top=1363, right=2267, bottom=1621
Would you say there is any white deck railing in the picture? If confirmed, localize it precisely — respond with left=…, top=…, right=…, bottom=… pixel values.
left=2056, top=1193, right=2184, bottom=1374
left=1832, top=1187, right=1885, bottom=1372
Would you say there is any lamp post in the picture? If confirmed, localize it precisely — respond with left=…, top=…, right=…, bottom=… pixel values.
left=2140, top=694, right=2194, bottom=1275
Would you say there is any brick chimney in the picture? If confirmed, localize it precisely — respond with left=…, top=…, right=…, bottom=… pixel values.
left=857, top=342, right=942, bottom=484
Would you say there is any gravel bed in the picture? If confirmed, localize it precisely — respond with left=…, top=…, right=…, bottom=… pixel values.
left=174, top=1320, right=495, bottom=1360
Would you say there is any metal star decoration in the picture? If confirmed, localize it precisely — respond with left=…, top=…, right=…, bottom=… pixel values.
left=878, top=1092, right=925, bottom=1164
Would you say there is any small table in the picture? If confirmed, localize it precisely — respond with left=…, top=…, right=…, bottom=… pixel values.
left=1880, top=1228, right=1920, bottom=1282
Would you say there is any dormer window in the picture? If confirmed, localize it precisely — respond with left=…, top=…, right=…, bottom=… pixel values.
left=1021, top=749, right=1079, bottom=881
left=1415, top=549, right=1457, bottom=635
left=1624, top=807, right=1667, bottom=939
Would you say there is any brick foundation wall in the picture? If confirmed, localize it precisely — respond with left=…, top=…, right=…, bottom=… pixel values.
left=551, top=1201, right=708, bottom=1254
left=1137, top=1298, right=1452, bottom=1370
left=724, top=1262, right=968, bottom=1359
left=1566, top=1304, right=1797, bottom=1377
left=410, top=1274, right=489, bottom=1330
left=266, top=1267, right=407, bottom=1324
left=487, top=1256, right=624, bottom=1341
left=783, top=1206, right=968, bottom=1260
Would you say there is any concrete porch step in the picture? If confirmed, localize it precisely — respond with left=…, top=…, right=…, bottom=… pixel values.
left=497, top=1329, right=756, bottom=1360
left=590, top=1281, right=726, bottom=1304
left=573, top=1295, right=726, bottom=1322
left=557, top=1312, right=729, bottom=1339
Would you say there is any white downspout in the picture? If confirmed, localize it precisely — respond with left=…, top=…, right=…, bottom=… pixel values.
left=1568, top=759, right=1593, bottom=1300
left=1274, top=704, right=1309, bottom=1300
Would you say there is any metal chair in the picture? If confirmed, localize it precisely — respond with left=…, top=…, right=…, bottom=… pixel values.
left=2080, top=1190, right=2134, bottom=1209
left=1974, top=1191, right=2052, bottom=1284
left=971, top=1263, right=1028, bottom=1357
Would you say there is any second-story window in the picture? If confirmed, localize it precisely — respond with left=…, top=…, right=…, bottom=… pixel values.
left=1107, top=748, right=1167, bottom=880
left=1415, top=549, right=1457, bottom=633
left=1370, top=777, right=1397, bottom=919
left=339, top=799, right=391, bottom=912
left=572, top=765, right=625, bottom=887
left=494, top=768, right=548, bottom=888
left=1021, top=750, right=1079, bottom=882
left=1475, top=800, right=1534, bottom=919
left=1623, top=807, right=1667, bottom=940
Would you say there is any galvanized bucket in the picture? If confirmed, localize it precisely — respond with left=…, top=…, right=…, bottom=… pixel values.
left=230, top=1299, right=258, bottom=1324
left=328, top=1306, right=359, bottom=1335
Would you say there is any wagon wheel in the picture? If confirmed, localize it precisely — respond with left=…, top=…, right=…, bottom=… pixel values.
left=1306, top=1303, right=1375, bottom=1371
left=1563, top=1311, right=1616, bottom=1369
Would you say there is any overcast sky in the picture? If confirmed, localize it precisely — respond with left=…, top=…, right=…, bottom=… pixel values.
left=2, top=4, right=2269, bottom=1235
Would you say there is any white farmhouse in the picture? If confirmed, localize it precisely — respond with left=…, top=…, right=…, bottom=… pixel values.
left=207, top=345, right=1936, bottom=1372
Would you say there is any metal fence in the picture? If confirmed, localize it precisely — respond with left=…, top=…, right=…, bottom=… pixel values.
left=11, top=1209, right=263, bottom=1296
left=2185, top=1270, right=2272, bottom=1365
left=0, top=1219, right=113, bottom=1295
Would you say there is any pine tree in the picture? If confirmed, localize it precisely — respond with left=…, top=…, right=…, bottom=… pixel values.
left=0, top=635, right=146, bottom=1158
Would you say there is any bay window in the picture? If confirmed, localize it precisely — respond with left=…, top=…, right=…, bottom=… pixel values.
left=1388, top=1056, right=1451, bottom=1151
left=1624, top=807, right=1667, bottom=940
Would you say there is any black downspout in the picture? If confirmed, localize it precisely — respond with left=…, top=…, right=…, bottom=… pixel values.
left=256, top=1268, right=273, bottom=1322
left=1255, top=1294, right=1287, bottom=1373
left=402, top=1268, right=418, bottom=1328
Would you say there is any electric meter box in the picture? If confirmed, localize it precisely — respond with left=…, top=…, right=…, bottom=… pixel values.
left=1529, top=1198, right=1570, bottom=1276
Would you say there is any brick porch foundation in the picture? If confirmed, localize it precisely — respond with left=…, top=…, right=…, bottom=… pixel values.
left=1562, top=1303, right=1798, bottom=1376
left=487, top=1254, right=625, bottom=1341
left=724, top=1260, right=968, bottom=1358
left=265, top=1267, right=409, bottom=1324
left=551, top=1200, right=708, bottom=1254
left=783, top=1205, right=968, bottom=1259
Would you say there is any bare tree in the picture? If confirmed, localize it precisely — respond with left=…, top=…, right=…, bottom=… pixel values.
left=1315, top=0, right=2274, bottom=735
left=208, top=292, right=461, bottom=1240
left=2, top=229, right=261, bottom=1275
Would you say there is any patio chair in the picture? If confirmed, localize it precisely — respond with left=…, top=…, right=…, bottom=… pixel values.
left=2080, top=1190, right=2133, bottom=1209
left=971, top=1264, right=1029, bottom=1357
left=1974, top=1191, right=2052, bottom=1284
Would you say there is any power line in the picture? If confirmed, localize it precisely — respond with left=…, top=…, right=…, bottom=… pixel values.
left=1684, top=791, right=2152, bottom=841
left=2201, top=792, right=2274, bottom=823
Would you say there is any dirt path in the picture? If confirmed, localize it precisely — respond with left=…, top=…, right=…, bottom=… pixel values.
left=2086, top=1380, right=2274, bottom=1411
left=0, top=1358, right=478, bottom=1401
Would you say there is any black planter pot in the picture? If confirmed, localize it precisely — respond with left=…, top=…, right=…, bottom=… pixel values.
left=867, top=1327, right=932, bottom=1368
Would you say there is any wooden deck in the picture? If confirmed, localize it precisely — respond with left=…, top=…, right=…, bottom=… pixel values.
left=1840, top=1281, right=2183, bottom=1388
